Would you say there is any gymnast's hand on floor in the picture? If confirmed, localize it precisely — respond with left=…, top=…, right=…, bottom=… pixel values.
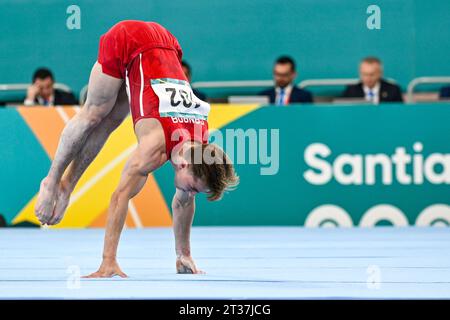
left=82, top=258, right=128, bottom=278
left=176, top=255, right=205, bottom=274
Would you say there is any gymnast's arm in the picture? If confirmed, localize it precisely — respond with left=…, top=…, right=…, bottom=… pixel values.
left=83, top=151, right=148, bottom=278
left=172, top=188, right=204, bottom=274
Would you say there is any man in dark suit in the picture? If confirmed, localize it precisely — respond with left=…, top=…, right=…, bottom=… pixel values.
left=260, top=56, right=313, bottom=105
left=181, top=61, right=207, bottom=101
left=343, top=57, right=403, bottom=103
left=439, top=86, right=450, bottom=100
left=24, top=68, right=78, bottom=106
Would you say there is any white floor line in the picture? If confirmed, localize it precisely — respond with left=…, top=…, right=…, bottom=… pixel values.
left=72, top=106, right=81, bottom=114
left=55, top=107, right=70, bottom=123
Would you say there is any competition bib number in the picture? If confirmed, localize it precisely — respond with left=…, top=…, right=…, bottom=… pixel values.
left=151, top=78, right=210, bottom=120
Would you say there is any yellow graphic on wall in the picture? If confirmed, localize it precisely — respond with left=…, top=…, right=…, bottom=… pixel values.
left=12, top=104, right=260, bottom=228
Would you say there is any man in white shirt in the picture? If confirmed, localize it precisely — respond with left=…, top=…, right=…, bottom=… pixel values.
left=24, top=68, right=77, bottom=106
left=363, top=80, right=380, bottom=104
left=343, top=57, right=403, bottom=103
left=260, top=56, right=313, bottom=105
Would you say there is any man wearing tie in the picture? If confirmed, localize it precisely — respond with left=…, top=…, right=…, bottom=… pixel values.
left=260, top=56, right=313, bottom=105
left=342, top=57, right=403, bottom=103
left=24, top=68, right=78, bottom=106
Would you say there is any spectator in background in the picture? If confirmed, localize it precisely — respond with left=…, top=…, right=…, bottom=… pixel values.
left=181, top=61, right=207, bottom=101
left=0, top=214, right=6, bottom=228
left=343, top=57, right=403, bottom=103
left=24, top=68, right=78, bottom=106
left=260, top=56, right=313, bottom=105
left=439, top=86, right=450, bottom=100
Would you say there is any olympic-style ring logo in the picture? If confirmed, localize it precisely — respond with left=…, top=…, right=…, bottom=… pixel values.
left=304, top=204, right=450, bottom=227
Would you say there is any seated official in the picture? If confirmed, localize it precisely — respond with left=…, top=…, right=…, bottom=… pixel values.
left=24, top=68, right=78, bottom=106
left=439, top=86, right=450, bottom=100
left=260, top=56, right=313, bottom=105
left=343, top=57, right=403, bottom=103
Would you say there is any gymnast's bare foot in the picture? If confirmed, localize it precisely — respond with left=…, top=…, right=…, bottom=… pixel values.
left=35, top=177, right=58, bottom=225
left=46, top=180, right=71, bottom=225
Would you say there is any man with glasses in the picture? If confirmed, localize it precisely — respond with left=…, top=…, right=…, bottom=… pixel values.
left=260, top=56, right=313, bottom=105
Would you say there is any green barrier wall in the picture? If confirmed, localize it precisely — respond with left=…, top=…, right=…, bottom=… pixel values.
left=163, top=103, right=450, bottom=227
left=1, top=1, right=450, bottom=97
left=2, top=103, right=449, bottom=227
